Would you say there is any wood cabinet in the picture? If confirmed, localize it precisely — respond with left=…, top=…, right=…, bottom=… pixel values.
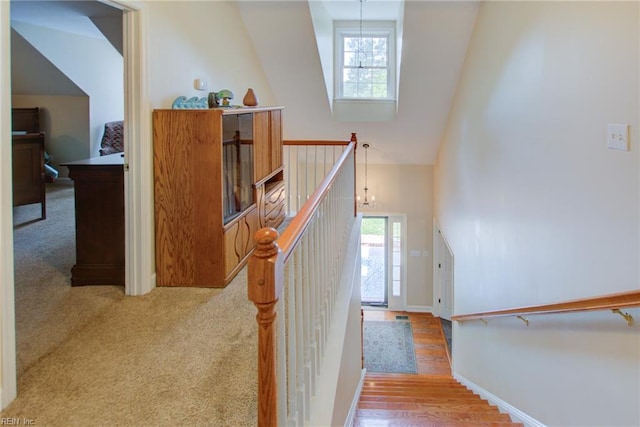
left=153, top=106, right=284, bottom=288
left=253, top=109, right=283, bottom=184
left=62, top=154, right=125, bottom=286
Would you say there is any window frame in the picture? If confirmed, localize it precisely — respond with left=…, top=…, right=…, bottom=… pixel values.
left=334, top=20, right=396, bottom=101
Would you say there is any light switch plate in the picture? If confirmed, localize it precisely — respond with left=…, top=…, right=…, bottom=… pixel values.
left=607, top=123, right=629, bottom=151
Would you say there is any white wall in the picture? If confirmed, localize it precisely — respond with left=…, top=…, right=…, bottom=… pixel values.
left=359, top=163, right=434, bottom=308
left=12, top=95, right=89, bottom=177
left=11, top=21, right=123, bottom=158
left=145, top=1, right=275, bottom=109
left=435, top=2, right=640, bottom=425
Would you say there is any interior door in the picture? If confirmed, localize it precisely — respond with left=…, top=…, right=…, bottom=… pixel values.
left=435, top=225, right=454, bottom=320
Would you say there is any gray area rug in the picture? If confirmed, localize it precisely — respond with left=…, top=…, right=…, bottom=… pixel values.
left=363, top=320, right=417, bottom=374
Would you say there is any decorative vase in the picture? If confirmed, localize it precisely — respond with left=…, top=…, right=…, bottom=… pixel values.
left=242, top=88, right=258, bottom=107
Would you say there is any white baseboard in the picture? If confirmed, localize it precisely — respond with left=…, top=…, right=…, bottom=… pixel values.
left=406, top=305, right=433, bottom=313
left=453, top=372, right=546, bottom=427
left=344, top=368, right=366, bottom=427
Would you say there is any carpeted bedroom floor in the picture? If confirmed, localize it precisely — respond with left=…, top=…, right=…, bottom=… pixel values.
left=4, top=180, right=258, bottom=426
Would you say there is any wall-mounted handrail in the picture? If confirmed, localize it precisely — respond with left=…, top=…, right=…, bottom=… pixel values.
left=452, top=289, right=640, bottom=326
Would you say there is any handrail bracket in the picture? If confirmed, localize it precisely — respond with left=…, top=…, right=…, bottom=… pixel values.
left=612, top=309, right=634, bottom=327
left=517, top=315, right=529, bottom=326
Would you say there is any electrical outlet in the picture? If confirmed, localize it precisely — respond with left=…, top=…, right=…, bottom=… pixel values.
left=607, top=123, right=629, bottom=151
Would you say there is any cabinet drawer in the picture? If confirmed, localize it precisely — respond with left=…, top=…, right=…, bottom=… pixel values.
left=264, top=183, right=285, bottom=216
left=265, top=202, right=285, bottom=227
left=265, top=206, right=285, bottom=230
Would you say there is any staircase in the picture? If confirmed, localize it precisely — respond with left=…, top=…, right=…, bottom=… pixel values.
left=354, top=373, right=523, bottom=426
left=355, top=311, right=522, bottom=426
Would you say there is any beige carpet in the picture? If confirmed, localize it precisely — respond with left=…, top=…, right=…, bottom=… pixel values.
left=3, top=181, right=258, bottom=426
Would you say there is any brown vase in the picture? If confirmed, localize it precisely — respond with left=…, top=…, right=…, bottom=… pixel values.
left=242, top=88, right=258, bottom=107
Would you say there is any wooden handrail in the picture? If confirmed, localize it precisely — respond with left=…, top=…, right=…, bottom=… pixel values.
left=452, top=289, right=640, bottom=324
left=277, top=140, right=356, bottom=262
left=283, top=139, right=352, bottom=146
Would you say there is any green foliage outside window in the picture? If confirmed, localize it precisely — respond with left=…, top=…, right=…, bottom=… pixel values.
left=342, top=36, right=389, bottom=98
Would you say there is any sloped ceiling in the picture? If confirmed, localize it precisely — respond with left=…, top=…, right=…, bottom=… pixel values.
left=10, top=0, right=123, bottom=53
left=11, top=28, right=85, bottom=96
left=238, top=0, right=479, bottom=165
left=10, top=1, right=123, bottom=96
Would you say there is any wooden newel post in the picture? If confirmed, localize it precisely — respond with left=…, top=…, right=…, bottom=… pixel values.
left=248, top=227, right=281, bottom=427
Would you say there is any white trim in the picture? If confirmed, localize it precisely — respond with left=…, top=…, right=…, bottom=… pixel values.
left=333, top=20, right=396, bottom=101
left=432, top=219, right=454, bottom=320
left=0, top=0, right=153, bottom=409
left=432, top=219, right=440, bottom=317
left=344, top=368, right=366, bottom=427
left=453, top=372, right=547, bottom=427
left=0, top=0, right=18, bottom=408
left=405, top=305, right=433, bottom=313
left=117, top=1, right=155, bottom=296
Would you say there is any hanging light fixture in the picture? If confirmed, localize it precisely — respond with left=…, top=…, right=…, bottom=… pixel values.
left=358, top=0, right=365, bottom=69
left=357, top=143, right=376, bottom=208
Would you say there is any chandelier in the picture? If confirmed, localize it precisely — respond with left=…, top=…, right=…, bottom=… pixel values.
left=357, top=143, right=375, bottom=208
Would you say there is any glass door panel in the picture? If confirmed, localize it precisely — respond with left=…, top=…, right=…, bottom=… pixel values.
left=361, top=216, right=387, bottom=306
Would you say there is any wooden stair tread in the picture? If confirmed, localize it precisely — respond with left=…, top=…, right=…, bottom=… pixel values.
left=355, top=409, right=514, bottom=422
left=354, top=420, right=523, bottom=427
left=357, top=401, right=503, bottom=412
left=358, top=396, right=488, bottom=404
left=356, top=311, right=519, bottom=426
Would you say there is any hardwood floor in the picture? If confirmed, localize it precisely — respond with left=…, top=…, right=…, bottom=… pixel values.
left=355, top=311, right=523, bottom=426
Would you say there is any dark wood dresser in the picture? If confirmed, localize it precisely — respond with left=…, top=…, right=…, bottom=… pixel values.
left=12, top=108, right=46, bottom=219
left=62, top=154, right=125, bottom=286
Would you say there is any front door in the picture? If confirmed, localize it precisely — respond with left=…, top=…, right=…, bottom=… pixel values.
left=361, top=216, right=387, bottom=306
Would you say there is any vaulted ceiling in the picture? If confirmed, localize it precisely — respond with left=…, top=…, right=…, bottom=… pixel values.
left=10, top=0, right=480, bottom=165
left=238, top=1, right=479, bottom=164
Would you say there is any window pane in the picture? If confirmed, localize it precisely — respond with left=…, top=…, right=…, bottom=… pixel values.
left=373, top=53, right=387, bottom=67
left=393, top=280, right=400, bottom=296
left=343, top=83, right=357, bottom=97
left=344, top=52, right=358, bottom=67
left=340, top=32, right=392, bottom=99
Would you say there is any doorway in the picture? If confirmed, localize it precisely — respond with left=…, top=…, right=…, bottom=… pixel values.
left=434, top=222, right=454, bottom=321
left=2, top=0, right=149, bottom=408
left=361, top=216, right=387, bottom=306
left=361, top=215, right=406, bottom=310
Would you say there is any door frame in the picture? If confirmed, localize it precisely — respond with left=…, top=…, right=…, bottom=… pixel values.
left=360, top=214, right=407, bottom=311
left=0, top=0, right=154, bottom=407
left=433, top=220, right=454, bottom=320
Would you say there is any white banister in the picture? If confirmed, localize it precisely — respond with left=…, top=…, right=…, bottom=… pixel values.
left=249, top=137, right=357, bottom=427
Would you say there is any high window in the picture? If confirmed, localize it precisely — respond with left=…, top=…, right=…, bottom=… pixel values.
left=334, top=21, right=396, bottom=100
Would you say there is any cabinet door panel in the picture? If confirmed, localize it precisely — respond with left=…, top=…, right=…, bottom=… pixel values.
left=224, top=220, right=241, bottom=278
left=270, top=109, right=283, bottom=172
left=253, top=111, right=270, bottom=183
